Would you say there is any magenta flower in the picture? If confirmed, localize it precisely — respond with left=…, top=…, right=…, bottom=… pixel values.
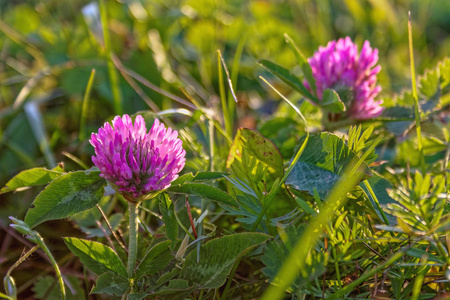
left=308, top=37, right=383, bottom=119
left=90, top=115, right=186, bottom=201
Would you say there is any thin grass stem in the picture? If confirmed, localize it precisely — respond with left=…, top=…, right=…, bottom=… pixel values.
left=99, top=0, right=122, bottom=115
left=79, top=69, right=96, bottom=141
left=408, top=12, right=425, bottom=174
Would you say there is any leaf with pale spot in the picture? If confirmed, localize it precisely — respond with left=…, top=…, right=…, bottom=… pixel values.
left=24, top=171, right=106, bottom=228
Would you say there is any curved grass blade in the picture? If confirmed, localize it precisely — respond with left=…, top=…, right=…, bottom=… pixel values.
left=79, top=69, right=96, bottom=141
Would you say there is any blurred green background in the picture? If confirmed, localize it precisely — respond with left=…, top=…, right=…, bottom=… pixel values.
left=0, top=0, right=449, bottom=187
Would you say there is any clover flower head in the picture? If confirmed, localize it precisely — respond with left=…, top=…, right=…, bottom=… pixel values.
left=308, top=37, right=383, bottom=119
left=90, top=115, right=186, bottom=201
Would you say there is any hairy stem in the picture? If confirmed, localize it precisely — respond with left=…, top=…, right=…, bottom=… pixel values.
left=38, top=238, right=66, bottom=300
left=127, top=202, right=139, bottom=279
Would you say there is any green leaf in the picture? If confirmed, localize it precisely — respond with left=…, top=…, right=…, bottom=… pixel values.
left=361, top=175, right=396, bottom=224
left=63, top=237, right=127, bottom=278
left=90, top=272, right=129, bottom=296
left=171, top=171, right=227, bottom=186
left=227, top=128, right=284, bottom=180
left=155, top=268, right=180, bottom=287
left=418, top=67, right=441, bottom=113
left=179, top=232, right=271, bottom=288
left=439, top=57, right=450, bottom=87
left=382, top=57, right=448, bottom=119
left=70, top=195, right=111, bottom=228
left=381, top=106, right=415, bottom=119
left=259, top=60, right=317, bottom=102
left=135, top=240, right=173, bottom=279
left=1, top=167, right=63, bottom=194
left=168, top=183, right=236, bottom=207
left=159, top=195, right=179, bottom=244
left=347, top=125, right=378, bottom=165
left=321, top=89, right=346, bottom=113
left=162, top=279, right=190, bottom=290
left=32, top=275, right=85, bottom=300
left=286, top=133, right=371, bottom=199
left=385, top=120, right=414, bottom=136
left=24, top=171, right=106, bottom=228
left=259, top=117, right=298, bottom=158
left=406, top=247, right=445, bottom=264
left=419, top=68, right=440, bottom=97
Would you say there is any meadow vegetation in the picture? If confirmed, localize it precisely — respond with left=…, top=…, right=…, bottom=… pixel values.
left=1, top=0, right=450, bottom=299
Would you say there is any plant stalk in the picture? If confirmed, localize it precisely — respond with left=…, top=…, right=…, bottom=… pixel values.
left=38, top=238, right=66, bottom=300
left=127, top=202, right=139, bottom=279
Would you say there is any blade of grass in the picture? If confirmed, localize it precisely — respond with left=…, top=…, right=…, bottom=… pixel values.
left=24, top=102, right=56, bottom=168
left=114, top=57, right=160, bottom=113
left=229, top=35, right=246, bottom=113
left=259, top=76, right=308, bottom=128
left=218, top=50, right=239, bottom=128
left=362, top=179, right=390, bottom=225
left=259, top=60, right=317, bottom=103
left=261, top=135, right=382, bottom=299
left=0, top=20, right=44, bottom=62
left=173, top=208, right=195, bottom=241
left=408, top=11, right=425, bottom=174
left=332, top=248, right=342, bottom=289
left=0, top=292, right=13, bottom=300
left=156, top=108, right=192, bottom=117
left=61, top=151, right=89, bottom=170
left=218, top=51, right=238, bottom=104
left=99, top=0, right=122, bottom=115
left=209, top=119, right=215, bottom=172
left=411, top=255, right=429, bottom=300
left=217, top=50, right=232, bottom=138
left=178, top=87, right=232, bottom=144
left=79, top=69, right=96, bottom=141
left=3, top=140, right=34, bottom=167
left=112, top=55, right=197, bottom=110
left=261, top=161, right=365, bottom=300
left=13, top=69, right=51, bottom=110
left=96, top=204, right=128, bottom=253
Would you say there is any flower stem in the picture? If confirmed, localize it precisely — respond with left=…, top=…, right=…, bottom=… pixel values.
left=127, top=202, right=139, bottom=279
left=38, top=238, right=66, bottom=300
